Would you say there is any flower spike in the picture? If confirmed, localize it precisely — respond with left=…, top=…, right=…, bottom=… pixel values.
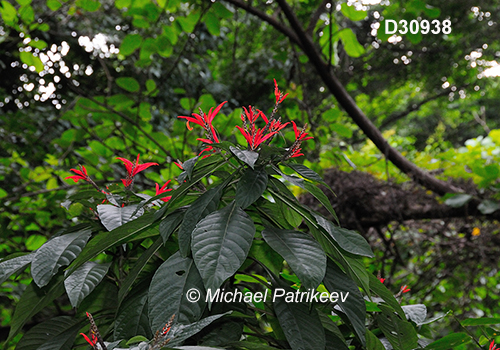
left=66, top=165, right=89, bottom=183
left=116, top=154, right=158, bottom=190
left=155, top=180, right=172, bottom=202
left=274, top=79, right=289, bottom=104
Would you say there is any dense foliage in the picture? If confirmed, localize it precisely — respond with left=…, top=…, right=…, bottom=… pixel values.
left=1, top=0, right=499, bottom=349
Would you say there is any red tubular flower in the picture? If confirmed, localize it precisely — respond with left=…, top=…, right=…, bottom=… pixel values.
left=269, top=118, right=289, bottom=133
left=274, top=79, right=289, bottom=104
left=236, top=125, right=277, bottom=151
left=379, top=277, right=386, bottom=284
left=291, top=121, right=314, bottom=142
left=242, top=106, right=268, bottom=124
left=174, top=161, right=184, bottom=170
left=155, top=181, right=172, bottom=202
left=116, top=154, right=158, bottom=189
left=80, top=332, right=98, bottom=348
left=178, top=101, right=227, bottom=142
left=66, top=165, right=89, bottom=183
left=490, top=341, right=499, bottom=350
left=400, top=285, right=410, bottom=293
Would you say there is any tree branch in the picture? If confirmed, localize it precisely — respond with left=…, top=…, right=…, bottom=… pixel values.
left=266, top=0, right=462, bottom=195
left=223, top=0, right=302, bottom=48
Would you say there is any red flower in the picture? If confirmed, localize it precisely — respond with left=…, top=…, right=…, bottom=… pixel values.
left=178, top=101, right=227, bottom=143
left=174, top=161, right=183, bottom=170
left=242, top=106, right=268, bottom=124
left=400, top=285, right=410, bottom=293
left=379, top=277, right=386, bottom=284
left=269, top=118, right=289, bottom=133
left=155, top=181, right=172, bottom=202
left=236, top=125, right=277, bottom=151
left=490, top=341, right=499, bottom=350
left=285, top=121, right=314, bottom=159
left=80, top=332, right=98, bottom=348
left=116, top=154, right=158, bottom=189
left=66, top=165, right=89, bottom=183
left=274, top=79, right=289, bottom=104
left=291, top=121, right=314, bottom=142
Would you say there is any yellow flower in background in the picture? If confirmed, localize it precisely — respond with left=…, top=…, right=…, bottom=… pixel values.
left=472, top=227, right=481, bottom=236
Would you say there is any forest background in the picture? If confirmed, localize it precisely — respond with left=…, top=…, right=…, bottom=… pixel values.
left=1, top=0, right=500, bottom=349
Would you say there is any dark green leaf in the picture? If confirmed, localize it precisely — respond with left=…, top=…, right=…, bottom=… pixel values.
left=313, top=214, right=373, bottom=257
left=235, top=167, right=268, bottom=209
left=461, top=317, right=500, bottom=326
left=97, top=204, right=144, bottom=231
left=118, top=237, right=163, bottom=304
left=167, top=312, right=231, bottom=347
left=283, top=163, right=327, bottom=186
left=424, top=332, right=471, bottom=349
left=365, top=330, right=386, bottom=350
left=0, top=253, right=33, bottom=284
left=323, top=260, right=366, bottom=346
left=160, top=210, right=185, bottom=244
left=230, top=146, right=259, bottom=169
left=64, top=261, right=110, bottom=308
left=183, top=155, right=199, bottom=181
left=15, top=316, right=82, bottom=350
left=148, top=252, right=206, bottom=331
left=8, top=275, right=65, bottom=342
left=262, top=227, right=326, bottom=290
left=376, top=304, right=418, bottom=350
left=368, top=274, right=406, bottom=319
left=273, top=285, right=325, bottom=350
left=178, top=185, right=224, bottom=256
left=115, top=288, right=152, bottom=340
left=31, top=229, right=91, bottom=288
left=66, top=214, right=158, bottom=276
left=192, top=201, right=255, bottom=291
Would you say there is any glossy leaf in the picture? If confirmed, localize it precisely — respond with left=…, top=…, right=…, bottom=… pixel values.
left=14, top=316, right=82, bottom=350
left=273, top=285, right=326, bottom=350
left=178, top=185, right=224, bottom=256
left=167, top=312, right=231, bottom=347
left=376, top=304, right=418, bottom=350
left=31, top=229, right=91, bottom=288
left=235, top=167, right=268, bottom=209
left=402, top=304, right=427, bottom=326
left=191, top=201, right=255, bottom=291
left=262, top=227, right=326, bottom=290
left=118, top=237, right=163, bottom=304
left=66, top=214, right=158, bottom=276
left=149, top=252, right=206, bottom=331
left=0, top=253, right=33, bottom=284
left=368, top=273, right=406, bottom=319
left=64, top=261, right=110, bottom=308
left=323, top=260, right=366, bottom=345
left=313, top=214, right=373, bottom=257
left=283, top=163, right=328, bottom=186
left=230, top=146, right=259, bottom=169
left=115, top=288, right=152, bottom=340
left=97, top=204, right=144, bottom=231
left=159, top=210, right=185, bottom=244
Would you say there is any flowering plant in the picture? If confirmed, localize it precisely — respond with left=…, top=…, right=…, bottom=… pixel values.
left=1, top=80, right=456, bottom=350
